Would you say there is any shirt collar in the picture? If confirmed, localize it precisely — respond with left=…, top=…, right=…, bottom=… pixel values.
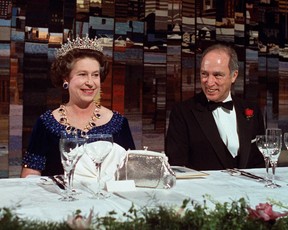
left=223, top=92, right=232, bottom=103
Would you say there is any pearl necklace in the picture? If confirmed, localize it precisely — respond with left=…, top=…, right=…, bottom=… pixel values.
left=58, top=102, right=101, bottom=137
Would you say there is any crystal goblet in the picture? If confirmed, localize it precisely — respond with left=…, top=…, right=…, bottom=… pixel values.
left=265, top=134, right=281, bottom=188
left=255, top=135, right=270, bottom=186
left=283, top=132, right=288, bottom=150
left=85, top=134, right=113, bottom=199
left=59, top=136, right=86, bottom=201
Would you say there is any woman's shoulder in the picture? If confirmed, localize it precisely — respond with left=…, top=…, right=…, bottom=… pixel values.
left=108, top=110, right=126, bottom=125
left=39, top=110, right=56, bottom=122
left=38, top=110, right=62, bottom=135
left=99, top=106, right=114, bottom=123
left=88, top=109, right=127, bottom=134
left=100, top=106, right=127, bottom=122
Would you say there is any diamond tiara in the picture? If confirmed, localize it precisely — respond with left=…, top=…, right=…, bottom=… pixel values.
left=55, top=34, right=103, bottom=58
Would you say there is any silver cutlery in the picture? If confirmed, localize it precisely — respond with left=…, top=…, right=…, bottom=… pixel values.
left=224, top=168, right=281, bottom=187
left=49, top=176, right=66, bottom=190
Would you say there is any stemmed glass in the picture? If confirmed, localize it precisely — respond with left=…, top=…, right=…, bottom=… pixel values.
left=284, top=132, right=288, bottom=150
left=284, top=132, right=288, bottom=185
left=266, top=128, right=282, bottom=149
left=255, top=135, right=270, bottom=186
left=265, top=133, right=282, bottom=188
left=85, top=134, right=114, bottom=199
left=59, top=136, right=86, bottom=201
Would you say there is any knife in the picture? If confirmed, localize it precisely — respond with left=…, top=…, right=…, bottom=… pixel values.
left=49, top=176, right=66, bottom=190
left=234, top=169, right=265, bottom=181
left=227, top=168, right=281, bottom=187
left=226, top=168, right=265, bottom=180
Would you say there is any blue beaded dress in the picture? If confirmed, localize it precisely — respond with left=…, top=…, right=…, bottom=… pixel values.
left=22, top=110, right=136, bottom=176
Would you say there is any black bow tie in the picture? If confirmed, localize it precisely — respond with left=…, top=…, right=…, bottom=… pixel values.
left=208, top=100, right=233, bottom=111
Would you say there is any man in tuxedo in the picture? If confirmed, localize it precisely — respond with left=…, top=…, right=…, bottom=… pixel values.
left=165, top=44, right=265, bottom=170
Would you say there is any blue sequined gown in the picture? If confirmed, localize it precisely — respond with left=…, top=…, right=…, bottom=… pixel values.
left=22, top=110, right=136, bottom=176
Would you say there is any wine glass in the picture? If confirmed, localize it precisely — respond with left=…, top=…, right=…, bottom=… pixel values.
left=59, top=136, right=86, bottom=201
left=284, top=132, right=288, bottom=150
left=266, top=128, right=282, bottom=188
left=255, top=135, right=270, bottom=186
left=266, top=128, right=282, bottom=152
left=284, top=132, right=288, bottom=186
left=85, top=134, right=114, bottom=199
left=265, top=134, right=281, bottom=188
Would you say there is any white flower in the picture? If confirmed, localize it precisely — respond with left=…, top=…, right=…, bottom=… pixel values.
left=67, top=209, right=93, bottom=230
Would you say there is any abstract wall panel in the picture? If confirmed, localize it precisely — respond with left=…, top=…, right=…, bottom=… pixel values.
left=1, top=0, right=288, bottom=177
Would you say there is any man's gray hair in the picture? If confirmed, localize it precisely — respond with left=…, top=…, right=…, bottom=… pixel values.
left=200, top=44, right=239, bottom=74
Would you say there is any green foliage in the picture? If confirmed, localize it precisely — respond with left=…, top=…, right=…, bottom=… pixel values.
left=0, top=198, right=288, bottom=230
left=0, top=207, right=69, bottom=230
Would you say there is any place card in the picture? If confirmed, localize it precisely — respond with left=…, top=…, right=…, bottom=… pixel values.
left=106, top=180, right=136, bottom=192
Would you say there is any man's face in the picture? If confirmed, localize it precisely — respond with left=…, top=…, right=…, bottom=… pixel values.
left=200, top=50, right=238, bottom=102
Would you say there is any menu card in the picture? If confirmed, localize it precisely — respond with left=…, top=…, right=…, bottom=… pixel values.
left=171, top=166, right=209, bottom=179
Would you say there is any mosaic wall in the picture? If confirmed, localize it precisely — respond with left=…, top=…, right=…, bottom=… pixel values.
left=1, top=0, right=288, bottom=177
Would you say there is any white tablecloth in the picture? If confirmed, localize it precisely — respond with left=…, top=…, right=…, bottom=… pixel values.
left=114, top=167, right=288, bottom=211
left=0, top=167, right=287, bottom=222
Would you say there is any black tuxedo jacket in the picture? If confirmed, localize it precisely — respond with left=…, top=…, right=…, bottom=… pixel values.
left=165, top=91, right=265, bottom=170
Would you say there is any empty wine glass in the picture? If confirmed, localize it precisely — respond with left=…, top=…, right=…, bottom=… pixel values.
left=284, top=132, right=288, bottom=150
left=255, top=135, right=270, bottom=186
left=266, top=134, right=281, bottom=188
left=60, top=131, right=83, bottom=195
left=85, top=134, right=113, bottom=199
left=284, top=132, right=288, bottom=187
left=266, top=128, right=282, bottom=188
left=59, top=136, right=86, bottom=201
left=266, top=128, right=282, bottom=149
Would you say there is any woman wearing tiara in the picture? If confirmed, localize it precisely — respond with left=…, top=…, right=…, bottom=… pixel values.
left=21, top=35, right=135, bottom=177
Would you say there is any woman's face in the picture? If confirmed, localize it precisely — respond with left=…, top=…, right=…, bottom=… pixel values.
left=67, top=57, right=101, bottom=106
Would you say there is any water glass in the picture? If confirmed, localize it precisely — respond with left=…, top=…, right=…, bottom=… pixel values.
left=85, top=134, right=113, bottom=199
left=59, top=136, right=86, bottom=201
left=255, top=135, right=270, bottom=186
left=265, top=134, right=281, bottom=188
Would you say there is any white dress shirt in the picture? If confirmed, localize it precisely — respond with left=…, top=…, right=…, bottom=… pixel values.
left=211, top=94, right=239, bottom=158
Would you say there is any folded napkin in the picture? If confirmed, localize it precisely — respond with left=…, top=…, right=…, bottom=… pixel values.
left=74, top=142, right=127, bottom=184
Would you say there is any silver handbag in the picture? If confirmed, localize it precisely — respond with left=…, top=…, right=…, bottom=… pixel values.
left=117, top=148, right=176, bottom=189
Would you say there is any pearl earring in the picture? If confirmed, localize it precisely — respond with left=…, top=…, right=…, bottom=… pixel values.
left=63, top=81, right=69, bottom=89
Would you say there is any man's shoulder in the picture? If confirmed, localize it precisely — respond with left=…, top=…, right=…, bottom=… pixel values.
left=232, top=95, right=263, bottom=119
left=232, top=95, right=260, bottom=108
left=173, top=96, right=195, bottom=108
left=171, top=92, right=205, bottom=111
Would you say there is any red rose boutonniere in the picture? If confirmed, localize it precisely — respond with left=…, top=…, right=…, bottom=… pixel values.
left=245, top=108, right=254, bottom=120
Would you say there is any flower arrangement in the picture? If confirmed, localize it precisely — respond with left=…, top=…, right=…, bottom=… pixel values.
left=245, top=108, right=254, bottom=120
left=1, top=198, right=288, bottom=230
left=67, top=209, right=93, bottom=229
left=248, top=202, right=288, bottom=223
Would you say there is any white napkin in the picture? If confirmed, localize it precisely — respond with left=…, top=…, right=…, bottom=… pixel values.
left=74, top=142, right=127, bottom=183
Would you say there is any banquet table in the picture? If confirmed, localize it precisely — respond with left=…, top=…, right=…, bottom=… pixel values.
left=0, top=167, right=287, bottom=223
